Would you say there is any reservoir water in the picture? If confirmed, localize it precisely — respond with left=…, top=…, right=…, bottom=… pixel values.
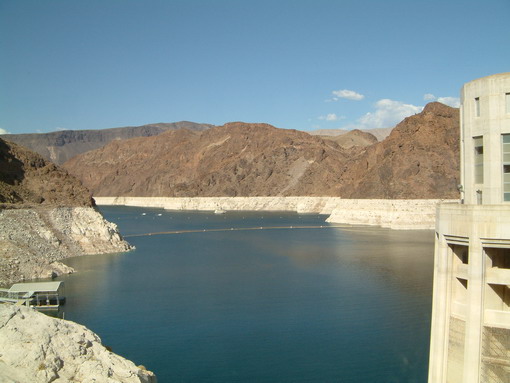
left=58, top=206, right=434, bottom=382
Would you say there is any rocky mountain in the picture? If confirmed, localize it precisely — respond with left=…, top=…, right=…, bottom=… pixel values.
left=64, top=123, right=349, bottom=197
left=0, top=125, right=149, bottom=383
left=64, top=102, right=460, bottom=199
left=0, top=137, right=131, bottom=285
left=0, top=138, right=93, bottom=207
left=336, top=102, right=460, bottom=198
left=319, top=129, right=378, bottom=149
left=310, top=127, right=394, bottom=141
left=0, top=121, right=213, bottom=165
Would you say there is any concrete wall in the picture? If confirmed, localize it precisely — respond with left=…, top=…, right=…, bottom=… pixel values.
left=428, top=203, right=510, bottom=383
left=460, top=72, right=510, bottom=205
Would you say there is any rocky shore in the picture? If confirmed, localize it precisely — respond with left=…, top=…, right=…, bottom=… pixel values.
left=0, top=206, right=132, bottom=287
left=325, top=199, right=450, bottom=230
left=94, top=196, right=459, bottom=230
left=0, top=304, right=156, bottom=383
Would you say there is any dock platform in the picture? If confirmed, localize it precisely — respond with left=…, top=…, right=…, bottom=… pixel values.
left=0, top=281, right=65, bottom=310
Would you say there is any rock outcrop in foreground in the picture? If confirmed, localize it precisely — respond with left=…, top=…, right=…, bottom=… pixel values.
left=0, top=207, right=131, bottom=286
left=0, top=305, right=156, bottom=383
left=0, top=137, right=132, bottom=286
left=0, top=123, right=150, bottom=382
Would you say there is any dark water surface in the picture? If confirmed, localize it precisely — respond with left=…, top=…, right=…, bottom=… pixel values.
left=58, top=206, right=434, bottom=382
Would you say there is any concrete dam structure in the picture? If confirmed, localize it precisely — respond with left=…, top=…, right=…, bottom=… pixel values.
left=428, top=73, right=510, bottom=382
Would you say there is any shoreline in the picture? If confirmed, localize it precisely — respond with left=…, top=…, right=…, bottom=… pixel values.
left=0, top=206, right=132, bottom=287
left=93, top=196, right=459, bottom=230
left=0, top=305, right=156, bottom=382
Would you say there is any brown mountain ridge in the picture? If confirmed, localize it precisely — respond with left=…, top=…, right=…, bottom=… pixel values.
left=319, top=129, right=378, bottom=149
left=337, top=102, right=460, bottom=198
left=0, top=138, right=93, bottom=207
left=0, top=121, right=213, bottom=165
left=63, top=102, right=460, bottom=199
left=64, top=123, right=349, bottom=197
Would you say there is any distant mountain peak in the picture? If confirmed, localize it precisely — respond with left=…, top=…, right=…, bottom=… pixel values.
left=63, top=109, right=460, bottom=199
left=0, top=121, right=214, bottom=164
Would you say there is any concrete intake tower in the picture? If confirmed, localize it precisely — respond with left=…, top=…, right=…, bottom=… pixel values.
left=428, top=73, right=510, bottom=382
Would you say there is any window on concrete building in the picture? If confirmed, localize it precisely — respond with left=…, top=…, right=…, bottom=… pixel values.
left=452, top=244, right=469, bottom=265
left=475, top=97, right=480, bottom=117
left=474, top=136, right=484, bottom=184
left=486, top=247, right=510, bottom=269
left=484, top=248, right=510, bottom=314
left=485, top=284, right=510, bottom=312
left=504, top=134, right=510, bottom=201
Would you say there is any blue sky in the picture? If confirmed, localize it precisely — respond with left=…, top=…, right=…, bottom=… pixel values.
left=1, top=0, right=508, bottom=135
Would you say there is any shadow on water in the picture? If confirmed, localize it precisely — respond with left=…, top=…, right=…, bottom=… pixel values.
left=56, top=206, right=434, bottom=383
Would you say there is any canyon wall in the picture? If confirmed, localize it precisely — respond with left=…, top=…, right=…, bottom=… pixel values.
left=64, top=104, right=460, bottom=200
left=0, top=207, right=131, bottom=286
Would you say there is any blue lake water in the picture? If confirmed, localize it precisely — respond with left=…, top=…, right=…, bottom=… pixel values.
left=57, top=206, right=434, bottom=382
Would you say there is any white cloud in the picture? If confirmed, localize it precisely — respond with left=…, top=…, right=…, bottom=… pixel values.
left=330, top=89, right=364, bottom=101
left=346, top=99, right=423, bottom=130
left=319, top=113, right=344, bottom=121
left=0, top=128, right=9, bottom=134
left=437, top=97, right=460, bottom=108
left=422, top=93, right=460, bottom=108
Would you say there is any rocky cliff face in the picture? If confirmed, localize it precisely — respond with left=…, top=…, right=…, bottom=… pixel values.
left=64, top=122, right=349, bottom=197
left=1, top=121, right=213, bottom=165
left=64, top=103, right=460, bottom=199
left=309, top=126, right=393, bottom=141
left=0, top=305, right=156, bottom=383
left=336, top=102, right=460, bottom=198
left=0, top=138, right=93, bottom=206
left=0, top=126, right=149, bottom=382
left=0, top=137, right=132, bottom=285
left=319, top=129, right=378, bottom=149
left=0, top=207, right=131, bottom=286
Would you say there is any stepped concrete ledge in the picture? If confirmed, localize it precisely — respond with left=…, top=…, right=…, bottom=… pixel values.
left=94, top=197, right=458, bottom=230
